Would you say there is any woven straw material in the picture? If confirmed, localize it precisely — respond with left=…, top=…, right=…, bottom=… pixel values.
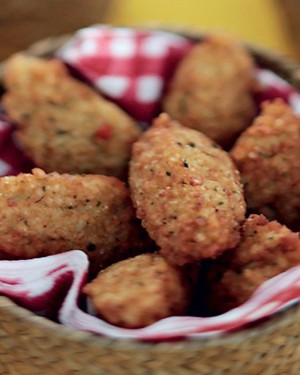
left=1, top=26, right=300, bottom=374
left=1, top=296, right=300, bottom=375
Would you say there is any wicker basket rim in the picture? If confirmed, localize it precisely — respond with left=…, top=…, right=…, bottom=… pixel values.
left=1, top=295, right=299, bottom=352
left=1, top=24, right=300, bottom=351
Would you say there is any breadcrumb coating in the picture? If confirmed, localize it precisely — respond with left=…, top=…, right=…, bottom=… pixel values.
left=231, top=99, right=300, bottom=230
left=129, top=113, right=246, bottom=265
left=207, top=214, right=300, bottom=313
left=83, top=253, right=190, bottom=328
left=2, top=54, right=141, bottom=178
left=0, top=168, right=148, bottom=273
left=163, top=33, right=256, bottom=147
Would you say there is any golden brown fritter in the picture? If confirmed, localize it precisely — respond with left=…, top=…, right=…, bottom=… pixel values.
left=83, top=253, right=190, bottom=328
left=230, top=99, right=300, bottom=230
left=207, top=214, right=300, bottom=314
left=2, top=54, right=141, bottom=178
left=0, top=168, right=148, bottom=273
left=163, top=33, right=256, bottom=148
left=129, top=113, right=246, bottom=266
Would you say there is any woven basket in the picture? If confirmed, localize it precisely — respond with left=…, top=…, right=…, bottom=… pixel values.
left=1, top=26, right=300, bottom=375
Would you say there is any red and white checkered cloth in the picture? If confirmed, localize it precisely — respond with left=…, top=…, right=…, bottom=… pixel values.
left=1, top=26, right=300, bottom=341
left=56, top=25, right=193, bottom=122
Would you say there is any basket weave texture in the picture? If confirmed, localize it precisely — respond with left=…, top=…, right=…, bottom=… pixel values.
left=1, top=26, right=300, bottom=375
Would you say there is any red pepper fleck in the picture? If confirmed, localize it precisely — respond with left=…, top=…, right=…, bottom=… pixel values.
left=94, top=124, right=113, bottom=140
left=7, top=199, right=17, bottom=207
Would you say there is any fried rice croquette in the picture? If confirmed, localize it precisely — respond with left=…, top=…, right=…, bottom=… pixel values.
left=2, top=54, right=141, bottom=178
left=0, top=168, right=148, bottom=272
left=129, top=113, right=246, bottom=266
left=207, top=214, right=300, bottom=313
left=163, top=33, right=256, bottom=147
left=83, top=253, right=190, bottom=328
left=230, top=99, right=300, bottom=230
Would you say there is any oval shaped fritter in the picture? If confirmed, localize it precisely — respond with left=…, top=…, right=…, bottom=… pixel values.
left=0, top=168, right=148, bottom=273
left=230, top=99, right=300, bottom=230
left=163, top=33, right=256, bottom=147
left=129, top=113, right=246, bottom=265
left=83, top=253, right=190, bottom=328
left=3, top=54, right=141, bottom=178
left=207, top=214, right=300, bottom=314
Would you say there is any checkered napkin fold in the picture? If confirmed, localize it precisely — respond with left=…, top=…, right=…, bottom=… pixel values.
left=0, top=25, right=300, bottom=341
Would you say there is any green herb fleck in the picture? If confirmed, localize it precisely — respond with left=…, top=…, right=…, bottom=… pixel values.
left=178, top=96, right=187, bottom=114
left=258, top=151, right=272, bottom=158
left=56, top=130, right=69, bottom=135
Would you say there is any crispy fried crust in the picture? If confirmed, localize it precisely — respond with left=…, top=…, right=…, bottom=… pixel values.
left=129, top=113, right=246, bottom=265
left=208, top=214, right=300, bottom=313
left=2, top=54, right=141, bottom=178
left=0, top=168, right=147, bottom=273
left=231, top=99, right=300, bottom=230
left=163, top=33, right=256, bottom=147
left=83, top=253, right=190, bottom=328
